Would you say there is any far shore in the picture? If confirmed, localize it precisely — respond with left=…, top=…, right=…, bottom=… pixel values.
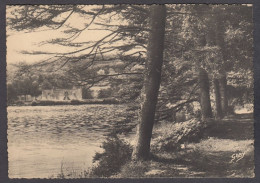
left=8, top=98, right=120, bottom=106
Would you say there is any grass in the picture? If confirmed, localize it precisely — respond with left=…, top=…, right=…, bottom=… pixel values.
left=116, top=161, right=149, bottom=178
left=49, top=161, right=90, bottom=179
left=178, top=138, right=254, bottom=177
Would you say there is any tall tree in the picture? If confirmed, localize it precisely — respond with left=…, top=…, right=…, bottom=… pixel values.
left=132, top=5, right=166, bottom=160
left=206, top=5, right=252, bottom=117
left=213, top=78, right=222, bottom=118
left=214, top=11, right=228, bottom=116
left=198, top=68, right=213, bottom=120
left=179, top=5, right=252, bottom=118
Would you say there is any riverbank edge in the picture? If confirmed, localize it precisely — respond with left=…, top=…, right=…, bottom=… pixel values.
left=8, top=98, right=120, bottom=106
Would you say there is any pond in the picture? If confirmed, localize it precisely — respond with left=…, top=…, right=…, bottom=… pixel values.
left=8, top=104, right=130, bottom=178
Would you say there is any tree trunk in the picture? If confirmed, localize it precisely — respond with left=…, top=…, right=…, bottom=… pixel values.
left=132, top=5, right=166, bottom=161
left=213, top=78, right=223, bottom=119
left=215, top=17, right=229, bottom=117
left=198, top=68, right=213, bottom=121
left=219, top=74, right=228, bottom=116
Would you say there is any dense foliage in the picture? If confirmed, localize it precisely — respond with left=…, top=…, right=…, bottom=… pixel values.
left=90, top=135, right=133, bottom=177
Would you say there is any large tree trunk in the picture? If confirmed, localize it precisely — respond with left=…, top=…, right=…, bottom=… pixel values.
left=219, top=74, right=228, bottom=116
left=213, top=78, right=223, bottom=119
left=198, top=68, right=213, bottom=121
left=132, top=5, right=166, bottom=161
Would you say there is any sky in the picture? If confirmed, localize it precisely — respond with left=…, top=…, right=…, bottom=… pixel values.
left=7, top=28, right=110, bottom=64
left=6, top=5, right=123, bottom=65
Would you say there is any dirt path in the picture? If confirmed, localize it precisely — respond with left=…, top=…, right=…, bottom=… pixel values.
left=203, top=113, right=254, bottom=140
left=145, top=113, right=254, bottom=177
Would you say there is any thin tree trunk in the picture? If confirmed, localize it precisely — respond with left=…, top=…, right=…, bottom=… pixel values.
left=215, top=17, right=229, bottom=117
left=213, top=78, right=223, bottom=119
left=198, top=68, right=213, bottom=121
left=219, top=74, right=228, bottom=116
left=132, top=5, right=166, bottom=161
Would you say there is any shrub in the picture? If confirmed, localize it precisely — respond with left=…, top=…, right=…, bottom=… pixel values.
left=151, top=119, right=210, bottom=152
left=82, top=87, right=93, bottom=99
left=119, top=161, right=149, bottom=178
left=89, top=135, right=133, bottom=177
left=31, top=101, right=37, bottom=106
left=98, top=88, right=113, bottom=98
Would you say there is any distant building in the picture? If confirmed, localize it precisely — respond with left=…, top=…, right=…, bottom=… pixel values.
left=41, top=88, right=83, bottom=101
left=18, top=95, right=34, bottom=102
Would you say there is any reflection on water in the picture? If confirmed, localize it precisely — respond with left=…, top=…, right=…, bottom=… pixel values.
left=8, top=104, right=128, bottom=178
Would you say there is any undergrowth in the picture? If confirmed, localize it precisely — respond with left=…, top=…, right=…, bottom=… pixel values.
left=151, top=118, right=210, bottom=152
left=89, top=134, right=133, bottom=177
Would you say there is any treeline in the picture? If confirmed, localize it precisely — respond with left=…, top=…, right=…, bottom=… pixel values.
left=7, top=64, right=73, bottom=104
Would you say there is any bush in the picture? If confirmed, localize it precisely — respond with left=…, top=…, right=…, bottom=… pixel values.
left=31, top=101, right=37, bottom=106
left=151, top=119, right=210, bottom=152
left=82, top=88, right=93, bottom=99
left=89, top=135, right=133, bottom=177
left=119, top=161, right=149, bottom=178
left=98, top=88, right=113, bottom=98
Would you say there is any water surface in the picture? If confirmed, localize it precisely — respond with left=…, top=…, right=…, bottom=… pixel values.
left=8, top=104, right=128, bottom=178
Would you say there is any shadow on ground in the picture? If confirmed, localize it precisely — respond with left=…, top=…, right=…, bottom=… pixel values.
left=142, top=113, right=254, bottom=178
left=202, top=113, right=254, bottom=140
